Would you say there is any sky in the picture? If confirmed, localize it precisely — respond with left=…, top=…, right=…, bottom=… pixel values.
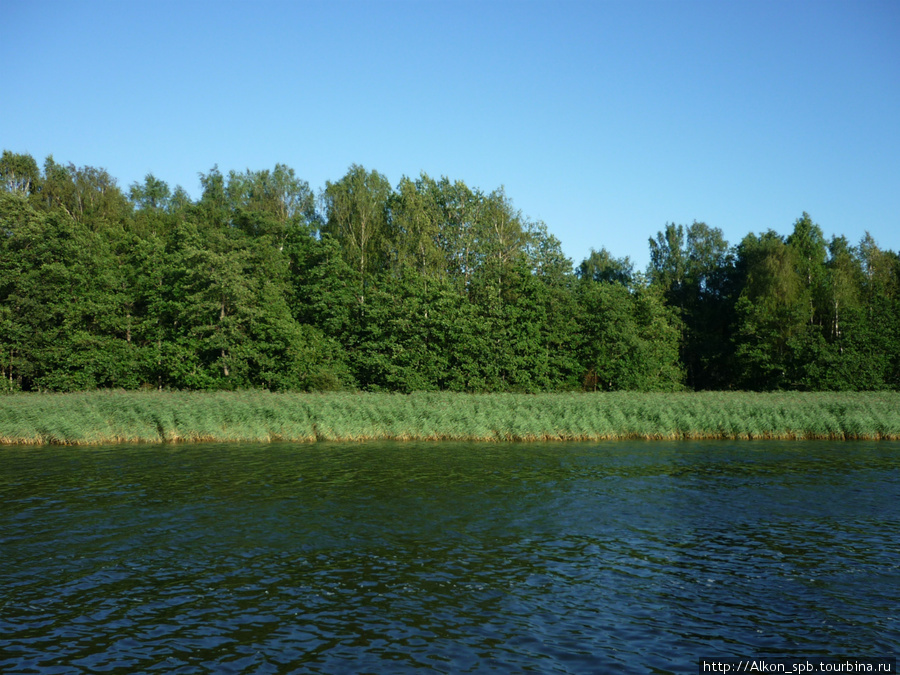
left=2, top=0, right=898, bottom=271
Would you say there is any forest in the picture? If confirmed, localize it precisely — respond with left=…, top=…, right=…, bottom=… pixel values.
left=1, top=149, right=898, bottom=394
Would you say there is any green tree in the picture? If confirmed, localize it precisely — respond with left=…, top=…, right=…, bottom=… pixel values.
left=429, top=176, right=483, bottom=291
left=525, top=220, right=573, bottom=285
left=352, top=270, right=452, bottom=392
left=648, top=223, right=688, bottom=298
left=0, top=151, right=40, bottom=195
left=196, top=164, right=231, bottom=230
left=386, top=174, right=445, bottom=281
left=577, top=247, right=634, bottom=286
left=786, top=212, right=828, bottom=327
left=474, top=187, right=527, bottom=304
left=732, top=229, right=813, bottom=389
left=577, top=279, right=683, bottom=391
left=648, top=221, right=731, bottom=388
left=321, top=165, right=392, bottom=303
left=130, top=173, right=172, bottom=212
left=851, top=234, right=900, bottom=388
left=0, top=192, right=138, bottom=390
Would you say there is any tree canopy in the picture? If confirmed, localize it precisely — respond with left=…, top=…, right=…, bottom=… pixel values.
left=2, top=150, right=898, bottom=393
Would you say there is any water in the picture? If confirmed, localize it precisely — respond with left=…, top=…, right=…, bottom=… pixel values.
left=2, top=441, right=898, bottom=674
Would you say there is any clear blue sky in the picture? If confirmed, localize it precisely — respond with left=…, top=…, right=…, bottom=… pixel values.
left=3, top=0, right=898, bottom=270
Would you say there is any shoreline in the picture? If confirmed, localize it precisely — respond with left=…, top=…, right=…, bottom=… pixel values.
left=2, top=390, right=899, bottom=445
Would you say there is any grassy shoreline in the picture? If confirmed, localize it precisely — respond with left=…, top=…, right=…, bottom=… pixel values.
left=2, top=390, right=900, bottom=445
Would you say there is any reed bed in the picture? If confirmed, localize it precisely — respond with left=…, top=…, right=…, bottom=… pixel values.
left=1, top=390, right=900, bottom=445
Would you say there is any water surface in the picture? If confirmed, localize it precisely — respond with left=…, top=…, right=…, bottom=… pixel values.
left=2, top=441, right=898, bottom=673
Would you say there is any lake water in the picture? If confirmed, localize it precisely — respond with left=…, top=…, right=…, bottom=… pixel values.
left=2, top=441, right=898, bottom=674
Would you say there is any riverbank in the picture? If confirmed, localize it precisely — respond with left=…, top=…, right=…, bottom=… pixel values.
left=2, top=390, right=899, bottom=445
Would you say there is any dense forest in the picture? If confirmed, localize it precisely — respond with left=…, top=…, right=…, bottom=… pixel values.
left=1, top=150, right=898, bottom=394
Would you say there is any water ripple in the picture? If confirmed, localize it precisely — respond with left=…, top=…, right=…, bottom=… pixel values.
left=2, top=441, right=898, bottom=673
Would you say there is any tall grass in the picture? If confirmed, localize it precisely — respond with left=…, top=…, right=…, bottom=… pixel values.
left=1, top=390, right=899, bottom=445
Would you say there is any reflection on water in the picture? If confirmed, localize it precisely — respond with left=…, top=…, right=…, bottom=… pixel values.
left=2, top=441, right=898, bottom=673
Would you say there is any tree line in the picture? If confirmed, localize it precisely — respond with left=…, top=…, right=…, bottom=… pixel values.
left=1, top=150, right=898, bottom=393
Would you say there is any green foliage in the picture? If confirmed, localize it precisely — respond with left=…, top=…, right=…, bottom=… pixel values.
left=0, top=150, right=40, bottom=195
left=386, top=174, right=446, bottom=279
left=2, top=150, right=898, bottom=396
left=0, top=193, right=137, bottom=391
left=577, top=247, right=634, bottom=286
left=648, top=221, right=732, bottom=388
left=321, top=164, right=392, bottom=297
left=351, top=270, right=451, bottom=392
left=129, top=173, right=172, bottom=212
left=576, top=281, right=684, bottom=391
left=728, top=217, right=899, bottom=391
